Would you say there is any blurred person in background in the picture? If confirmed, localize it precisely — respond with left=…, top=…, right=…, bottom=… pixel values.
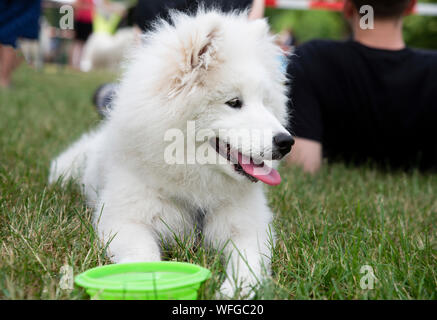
left=79, top=0, right=132, bottom=71
left=287, top=0, right=437, bottom=173
left=71, top=0, right=94, bottom=69
left=278, top=28, right=297, bottom=49
left=134, top=0, right=264, bottom=33
left=0, top=0, right=41, bottom=88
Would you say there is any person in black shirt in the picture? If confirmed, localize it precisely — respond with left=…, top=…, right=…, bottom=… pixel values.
left=286, top=0, right=437, bottom=173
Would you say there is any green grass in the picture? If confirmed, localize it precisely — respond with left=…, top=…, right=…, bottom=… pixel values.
left=0, top=66, right=436, bottom=300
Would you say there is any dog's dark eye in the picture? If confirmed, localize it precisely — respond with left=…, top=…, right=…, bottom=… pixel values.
left=225, top=98, right=242, bottom=109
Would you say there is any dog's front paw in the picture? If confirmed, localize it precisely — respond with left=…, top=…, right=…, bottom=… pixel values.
left=110, top=251, right=161, bottom=264
left=217, top=279, right=235, bottom=299
left=217, top=279, right=256, bottom=300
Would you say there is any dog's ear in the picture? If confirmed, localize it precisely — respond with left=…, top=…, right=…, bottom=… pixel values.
left=189, top=26, right=221, bottom=71
left=165, top=14, right=223, bottom=97
left=186, top=21, right=221, bottom=72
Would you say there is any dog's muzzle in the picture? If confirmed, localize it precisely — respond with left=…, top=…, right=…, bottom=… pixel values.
left=272, top=133, right=295, bottom=160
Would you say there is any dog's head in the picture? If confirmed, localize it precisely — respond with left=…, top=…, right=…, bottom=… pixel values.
left=115, top=10, right=293, bottom=186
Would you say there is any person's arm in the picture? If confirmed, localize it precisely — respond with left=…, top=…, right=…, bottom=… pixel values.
left=285, top=42, right=324, bottom=173
left=286, top=137, right=322, bottom=174
left=248, top=0, right=265, bottom=20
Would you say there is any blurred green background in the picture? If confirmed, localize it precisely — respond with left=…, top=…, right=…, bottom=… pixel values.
left=266, top=0, right=437, bottom=49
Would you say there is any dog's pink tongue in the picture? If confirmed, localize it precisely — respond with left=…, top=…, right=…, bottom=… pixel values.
left=237, top=153, right=281, bottom=186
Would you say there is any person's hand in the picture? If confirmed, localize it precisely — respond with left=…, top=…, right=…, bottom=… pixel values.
left=248, top=0, right=265, bottom=20
left=286, top=137, right=322, bottom=174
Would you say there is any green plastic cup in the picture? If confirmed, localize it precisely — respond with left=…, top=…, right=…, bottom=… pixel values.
left=75, top=262, right=211, bottom=300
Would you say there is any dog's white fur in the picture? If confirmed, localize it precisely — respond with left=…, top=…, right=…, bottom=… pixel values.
left=50, top=10, right=290, bottom=298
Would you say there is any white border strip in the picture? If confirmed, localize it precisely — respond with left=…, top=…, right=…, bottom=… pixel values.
left=276, top=0, right=310, bottom=10
left=270, top=0, right=437, bottom=17
left=417, top=3, right=437, bottom=16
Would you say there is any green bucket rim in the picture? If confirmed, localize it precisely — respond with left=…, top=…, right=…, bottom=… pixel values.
left=75, top=262, right=211, bottom=292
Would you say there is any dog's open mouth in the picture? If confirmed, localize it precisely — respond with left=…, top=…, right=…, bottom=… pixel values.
left=211, top=138, right=281, bottom=186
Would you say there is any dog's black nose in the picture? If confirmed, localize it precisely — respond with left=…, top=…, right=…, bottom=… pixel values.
left=273, top=133, right=294, bottom=156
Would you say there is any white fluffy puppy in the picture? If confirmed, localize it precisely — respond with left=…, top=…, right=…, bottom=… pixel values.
left=50, top=10, right=293, bottom=297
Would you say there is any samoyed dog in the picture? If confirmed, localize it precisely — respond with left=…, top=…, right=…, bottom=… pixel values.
left=50, top=10, right=294, bottom=298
